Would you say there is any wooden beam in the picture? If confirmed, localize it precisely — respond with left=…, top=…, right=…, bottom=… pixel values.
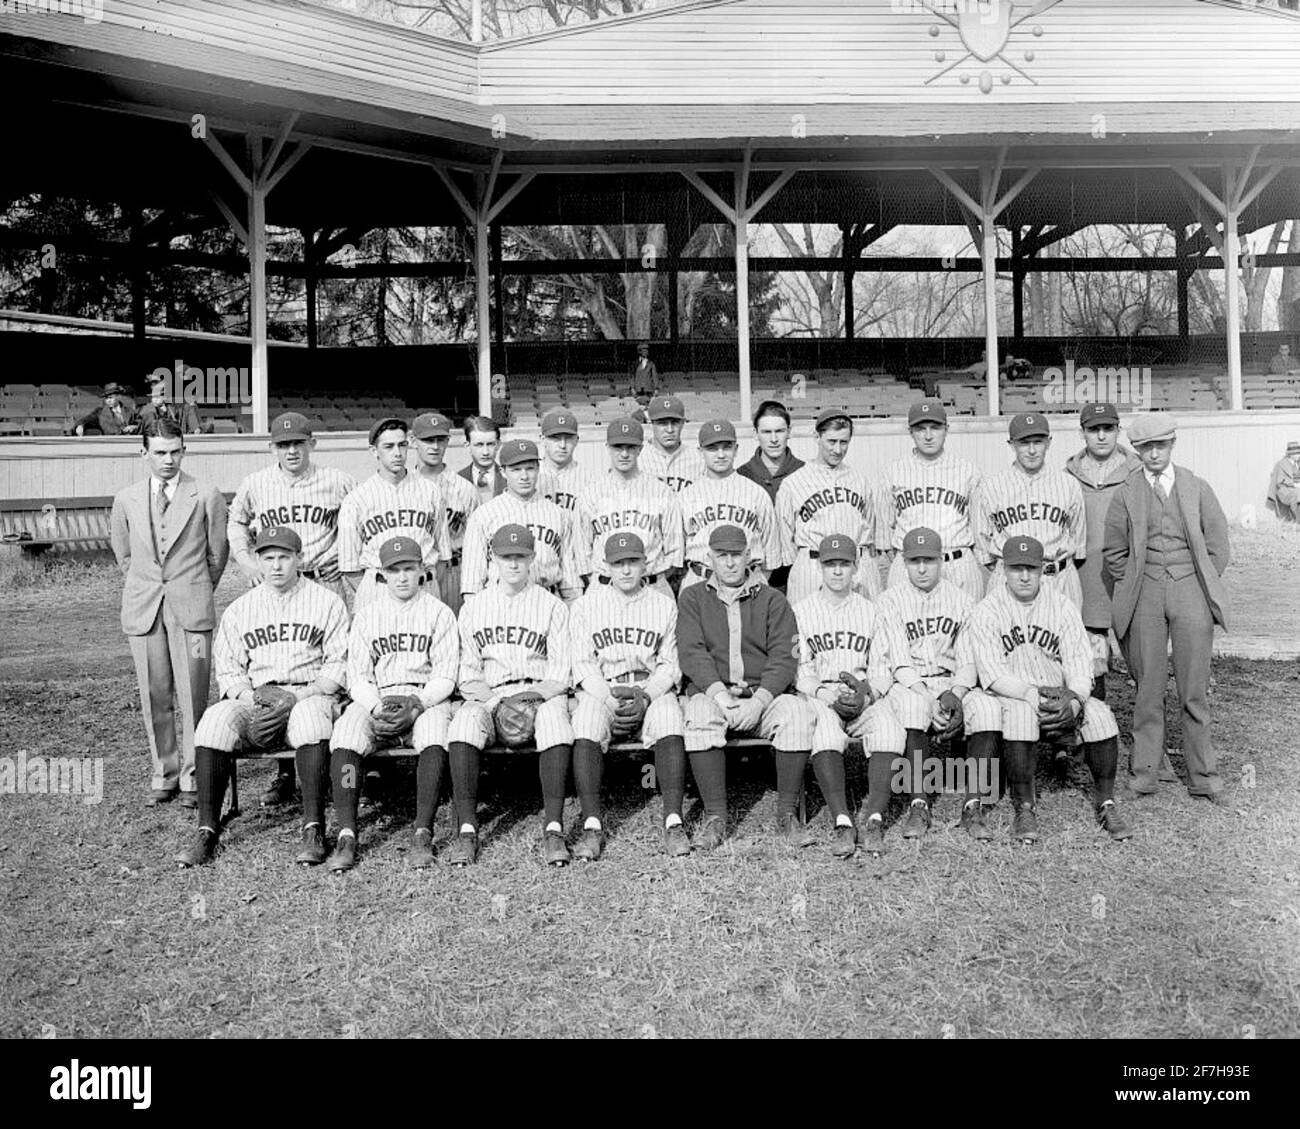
left=261, top=113, right=301, bottom=186
left=929, top=167, right=982, bottom=222
left=681, top=171, right=737, bottom=226
left=204, top=131, right=252, bottom=196
left=263, top=143, right=311, bottom=195
left=744, top=169, right=796, bottom=223
left=484, top=172, right=536, bottom=225
left=434, top=166, right=477, bottom=225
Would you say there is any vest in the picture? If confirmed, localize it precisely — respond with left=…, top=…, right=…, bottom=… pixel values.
left=1144, top=478, right=1195, bottom=581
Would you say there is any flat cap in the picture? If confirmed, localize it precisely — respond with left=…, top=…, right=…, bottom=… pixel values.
left=815, top=407, right=853, bottom=432
left=1127, top=414, right=1176, bottom=447
left=368, top=417, right=408, bottom=446
left=708, top=525, right=748, bottom=553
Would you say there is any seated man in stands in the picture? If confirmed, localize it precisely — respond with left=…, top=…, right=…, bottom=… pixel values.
left=1267, top=440, right=1300, bottom=523
left=73, top=382, right=139, bottom=436
left=138, top=373, right=212, bottom=435
left=961, top=349, right=1031, bottom=380
left=1268, top=343, right=1300, bottom=376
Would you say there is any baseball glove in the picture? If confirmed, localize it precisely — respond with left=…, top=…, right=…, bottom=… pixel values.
left=247, top=684, right=297, bottom=749
left=1037, top=685, right=1082, bottom=737
left=933, top=689, right=965, bottom=742
left=610, top=685, right=650, bottom=738
left=831, top=671, right=870, bottom=722
left=371, top=695, right=422, bottom=742
left=493, top=691, right=544, bottom=749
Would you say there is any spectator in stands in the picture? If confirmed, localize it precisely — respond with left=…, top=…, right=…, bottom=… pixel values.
left=1267, top=343, right=1300, bottom=376
left=74, top=382, right=139, bottom=436
left=962, top=349, right=1031, bottom=380
left=1266, top=440, right=1300, bottom=523
left=138, top=374, right=212, bottom=436
left=629, top=343, right=658, bottom=407
left=738, top=399, right=804, bottom=593
left=458, top=414, right=506, bottom=504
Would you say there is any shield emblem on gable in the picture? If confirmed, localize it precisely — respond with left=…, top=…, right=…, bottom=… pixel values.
left=957, top=5, right=1013, bottom=62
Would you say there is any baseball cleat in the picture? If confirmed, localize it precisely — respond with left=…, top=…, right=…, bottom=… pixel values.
left=543, top=829, right=571, bottom=867
left=146, top=787, right=178, bottom=807
left=175, top=828, right=219, bottom=868
left=830, top=823, right=857, bottom=859
left=776, top=813, right=815, bottom=848
left=901, top=799, right=931, bottom=839
left=327, top=833, right=357, bottom=873
left=662, top=823, right=692, bottom=857
left=444, top=830, right=479, bottom=867
left=178, top=792, right=198, bottom=810
left=295, top=824, right=327, bottom=866
left=960, top=799, right=993, bottom=841
left=409, top=827, right=436, bottom=869
left=573, top=827, right=606, bottom=862
left=261, top=771, right=296, bottom=808
left=693, top=814, right=726, bottom=851
left=860, top=815, right=885, bottom=856
left=1096, top=800, right=1134, bottom=840
left=1011, top=805, right=1040, bottom=843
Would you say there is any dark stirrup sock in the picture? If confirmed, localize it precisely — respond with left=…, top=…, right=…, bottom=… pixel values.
left=1001, top=740, right=1037, bottom=807
left=195, top=746, right=229, bottom=830
left=811, top=749, right=849, bottom=821
left=330, top=747, right=364, bottom=833
left=1083, top=736, right=1120, bottom=805
left=865, top=751, right=896, bottom=819
left=448, top=741, right=481, bottom=831
left=537, top=744, right=572, bottom=825
left=572, top=740, right=604, bottom=822
left=654, top=736, right=687, bottom=822
left=295, top=742, right=329, bottom=826
left=775, top=750, right=810, bottom=818
left=688, top=749, right=727, bottom=821
left=415, top=744, right=448, bottom=832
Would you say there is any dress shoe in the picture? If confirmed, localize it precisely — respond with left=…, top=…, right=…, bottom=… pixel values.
left=175, top=828, right=219, bottom=867
left=327, top=833, right=358, bottom=872
left=662, top=823, right=691, bottom=857
left=295, top=824, right=327, bottom=866
left=830, top=823, right=857, bottom=859
left=146, top=788, right=178, bottom=807
left=178, top=792, right=198, bottom=810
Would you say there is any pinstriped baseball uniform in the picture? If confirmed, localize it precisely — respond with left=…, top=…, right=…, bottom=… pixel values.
left=966, top=582, right=1119, bottom=743
left=776, top=461, right=881, bottom=603
left=449, top=582, right=574, bottom=750
left=460, top=492, right=580, bottom=598
left=418, top=465, right=479, bottom=615
left=195, top=578, right=349, bottom=752
left=337, top=472, right=449, bottom=609
left=569, top=583, right=684, bottom=751
left=679, top=471, right=782, bottom=587
left=577, top=470, right=685, bottom=584
left=793, top=590, right=905, bottom=756
left=881, top=452, right=986, bottom=599
left=539, top=460, right=597, bottom=576
left=331, top=588, right=460, bottom=756
left=873, top=577, right=1001, bottom=736
left=974, top=464, right=1086, bottom=606
left=639, top=442, right=706, bottom=494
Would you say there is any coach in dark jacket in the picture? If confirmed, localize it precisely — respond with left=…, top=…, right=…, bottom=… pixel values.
left=74, top=382, right=139, bottom=436
left=676, top=524, right=814, bottom=849
left=1103, top=415, right=1229, bottom=802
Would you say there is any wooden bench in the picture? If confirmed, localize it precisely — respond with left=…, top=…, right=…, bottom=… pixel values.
left=0, top=491, right=237, bottom=556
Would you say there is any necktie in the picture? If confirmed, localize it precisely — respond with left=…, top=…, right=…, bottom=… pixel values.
left=157, top=483, right=170, bottom=517
left=1153, top=477, right=1166, bottom=503
left=477, top=469, right=488, bottom=488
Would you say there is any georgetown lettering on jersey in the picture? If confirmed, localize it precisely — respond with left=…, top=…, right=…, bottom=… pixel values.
left=685, top=502, right=763, bottom=536
left=893, top=485, right=969, bottom=515
left=1000, top=622, right=1062, bottom=658
left=988, top=501, right=1072, bottom=535
left=361, top=508, right=438, bottom=542
left=592, top=508, right=657, bottom=534
left=370, top=632, right=434, bottom=661
left=593, top=625, right=663, bottom=651
left=255, top=504, right=340, bottom=531
left=798, top=484, right=867, bottom=523
left=472, top=624, right=549, bottom=653
left=904, top=615, right=961, bottom=644
left=243, top=622, right=326, bottom=649
left=804, top=629, right=872, bottom=658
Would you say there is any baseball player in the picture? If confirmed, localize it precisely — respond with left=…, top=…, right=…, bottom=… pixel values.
left=973, top=413, right=1086, bottom=606
left=792, top=534, right=906, bottom=858
left=569, top=533, right=687, bottom=858
left=880, top=398, right=985, bottom=600
left=411, top=411, right=480, bottom=616
left=337, top=418, right=449, bottom=612
left=679, top=418, right=781, bottom=589
left=460, top=438, right=582, bottom=602
left=537, top=407, right=596, bottom=517
left=174, top=526, right=349, bottom=868
left=966, top=536, right=1132, bottom=844
left=448, top=524, right=576, bottom=867
left=325, top=536, right=459, bottom=873
left=638, top=394, right=706, bottom=493
left=870, top=527, right=1003, bottom=853
left=576, top=417, right=685, bottom=598
left=677, top=524, right=815, bottom=849
left=776, top=408, right=882, bottom=605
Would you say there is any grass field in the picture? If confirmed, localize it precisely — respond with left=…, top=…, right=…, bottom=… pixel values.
left=1, top=556, right=1298, bottom=1039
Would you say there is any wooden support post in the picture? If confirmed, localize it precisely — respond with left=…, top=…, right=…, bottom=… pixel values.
left=248, top=179, right=269, bottom=434
left=1224, top=193, right=1244, bottom=411
left=474, top=175, right=492, bottom=418
left=491, top=222, right=506, bottom=347
left=981, top=208, right=1000, bottom=417
left=1011, top=226, right=1024, bottom=340
left=734, top=169, right=752, bottom=427
left=304, top=228, right=318, bottom=351
left=842, top=223, right=855, bottom=342
left=1174, top=226, right=1190, bottom=342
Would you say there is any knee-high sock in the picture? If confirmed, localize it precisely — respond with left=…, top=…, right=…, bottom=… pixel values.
left=296, top=742, right=329, bottom=826
left=775, top=750, right=810, bottom=818
left=1002, top=740, right=1037, bottom=807
left=688, top=749, right=727, bottom=821
left=1083, top=735, right=1119, bottom=805
left=330, top=748, right=364, bottom=833
left=654, top=736, right=687, bottom=822
left=864, top=751, right=895, bottom=819
left=415, top=745, right=447, bottom=832
left=964, top=731, right=1000, bottom=806
left=448, top=742, right=481, bottom=831
left=572, top=740, right=604, bottom=822
left=538, top=744, right=571, bottom=825
left=812, top=749, right=849, bottom=821
left=905, top=727, right=930, bottom=802
left=195, top=746, right=229, bottom=830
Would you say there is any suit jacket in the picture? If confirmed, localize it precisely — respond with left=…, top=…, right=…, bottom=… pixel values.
left=458, top=463, right=507, bottom=498
left=1102, top=464, right=1230, bottom=636
left=75, top=400, right=139, bottom=435
left=110, top=471, right=230, bottom=635
left=139, top=400, right=212, bottom=436
left=1266, top=456, right=1299, bottom=520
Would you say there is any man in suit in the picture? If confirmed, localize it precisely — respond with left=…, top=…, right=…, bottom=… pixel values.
left=1266, top=440, right=1300, bottom=522
left=74, top=382, right=139, bottom=436
left=458, top=414, right=506, bottom=505
left=1103, top=414, right=1230, bottom=802
left=138, top=373, right=212, bottom=436
left=110, top=417, right=230, bottom=806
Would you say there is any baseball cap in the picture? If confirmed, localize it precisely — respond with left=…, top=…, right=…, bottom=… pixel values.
left=271, top=411, right=313, bottom=442
left=708, top=525, right=748, bottom=553
left=368, top=417, right=408, bottom=446
left=908, top=399, right=948, bottom=428
left=541, top=408, right=579, bottom=437
left=497, top=438, right=540, bottom=467
left=817, top=534, right=857, bottom=564
left=1008, top=412, right=1049, bottom=441
left=410, top=412, right=451, bottom=440
left=605, top=532, right=646, bottom=563
left=815, top=407, right=853, bottom=432
left=1080, top=403, right=1119, bottom=429
left=490, top=524, right=534, bottom=556
left=1127, top=414, right=1176, bottom=447
left=698, top=419, right=737, bottom=447
left=607, top=417, right=644, bottom=445
left=902, top=527, right=942, bottom=560
left=254, top=525, right=302, bottom=554
left=1003, top=536, right=1044, bottom=569
left=647, top=395, right=685, bottom=421
left=379, top=536, right=422, bottom=568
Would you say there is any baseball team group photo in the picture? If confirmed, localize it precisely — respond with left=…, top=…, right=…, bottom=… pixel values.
left=3, top=0, right=1299, bottom=1056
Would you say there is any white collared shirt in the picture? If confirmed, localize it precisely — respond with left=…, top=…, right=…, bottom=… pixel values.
left=151, top=477, right=178, bottom=506
left=1144, top=466, right=1175, bottom=498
